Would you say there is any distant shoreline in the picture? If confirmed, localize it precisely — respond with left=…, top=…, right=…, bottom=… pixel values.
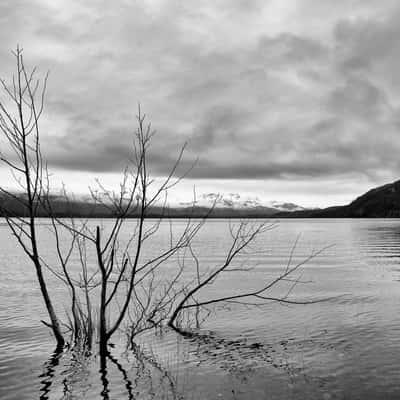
left=3, top=178, right=400, bottom=218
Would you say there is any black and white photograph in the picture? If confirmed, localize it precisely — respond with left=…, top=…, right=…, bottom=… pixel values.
left=1, top=1, right=400, bottom=399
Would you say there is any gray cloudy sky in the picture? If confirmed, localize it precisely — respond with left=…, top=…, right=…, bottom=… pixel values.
left=1, top=0, right=400, bottom=206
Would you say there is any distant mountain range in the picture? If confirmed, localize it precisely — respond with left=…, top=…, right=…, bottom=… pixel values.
left=2, top=180, right=400, bottom=218
left=0, top=191, right=306, bottom=218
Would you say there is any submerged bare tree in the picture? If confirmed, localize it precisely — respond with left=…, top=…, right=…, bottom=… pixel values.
left=0, top=48, right=325, bottom=356
left=0, top=47, right=208, bottom=353
left=0, top=46, right=65, bottom=348
left=168, top=232, right=329, bottom=333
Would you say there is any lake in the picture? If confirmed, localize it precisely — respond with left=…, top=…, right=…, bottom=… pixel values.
left=1, top=218, right=400, bottom=399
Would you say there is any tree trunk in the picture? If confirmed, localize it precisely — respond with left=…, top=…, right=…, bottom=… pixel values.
left=34, top=258, right=65, bottom=349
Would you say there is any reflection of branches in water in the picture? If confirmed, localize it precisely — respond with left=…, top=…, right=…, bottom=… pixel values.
left=107, top=352, right=134, bottom=400
left=39, top=348, right=63, bottom=400
left=177, top=328, right=353, bottom=396
left=99, top=353, right=110, bottom=400
left=62, top=347, right=93, bottom=398
left=35, top=326, right=351, bottom=400
left=39, top=346, right=94, bottom=400
left=36, top=343, right=184, bottom=400
left=130, top=342, right=184, bottom=400
left=99, top=344, right=186, bottom=400
left=178, top=329, right=307, bottom=383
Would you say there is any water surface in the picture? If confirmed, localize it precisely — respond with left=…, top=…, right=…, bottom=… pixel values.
left=1, top=218, right=400, bottom=399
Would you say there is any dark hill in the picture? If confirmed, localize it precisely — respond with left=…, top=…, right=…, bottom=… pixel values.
left=276, top=180, right=400, bottom=218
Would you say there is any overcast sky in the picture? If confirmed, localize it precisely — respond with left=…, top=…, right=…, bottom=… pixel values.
left=1, top=0, right=400, bottom=207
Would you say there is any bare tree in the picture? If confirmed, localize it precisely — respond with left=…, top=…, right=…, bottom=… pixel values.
left=39, top=107, right=203, bottom=355
left=168, top=230, right=330, bottom=333
left=0, top=46, right=64, bottom=349
left=0, top=48, right=204, bottom=354
left=0, top=48, right=325, bottom=357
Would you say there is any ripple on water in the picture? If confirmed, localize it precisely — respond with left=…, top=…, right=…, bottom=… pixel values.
left=2, top=219, right=400, bottom=399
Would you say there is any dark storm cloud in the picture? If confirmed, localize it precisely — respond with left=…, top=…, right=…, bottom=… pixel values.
left=1, top=0, right=400, bottom=185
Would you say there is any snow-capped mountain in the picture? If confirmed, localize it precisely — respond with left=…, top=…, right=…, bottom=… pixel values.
left=178, top=193, right=306, bottom=212
left=269, top=201, right=306, bottom=212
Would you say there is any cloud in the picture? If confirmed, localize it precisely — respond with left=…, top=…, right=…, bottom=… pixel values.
left=1, top=0, right=400, bottom=198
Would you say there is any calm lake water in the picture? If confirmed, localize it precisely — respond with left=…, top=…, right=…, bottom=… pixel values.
left=1, top=218, right=400, bottom=399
